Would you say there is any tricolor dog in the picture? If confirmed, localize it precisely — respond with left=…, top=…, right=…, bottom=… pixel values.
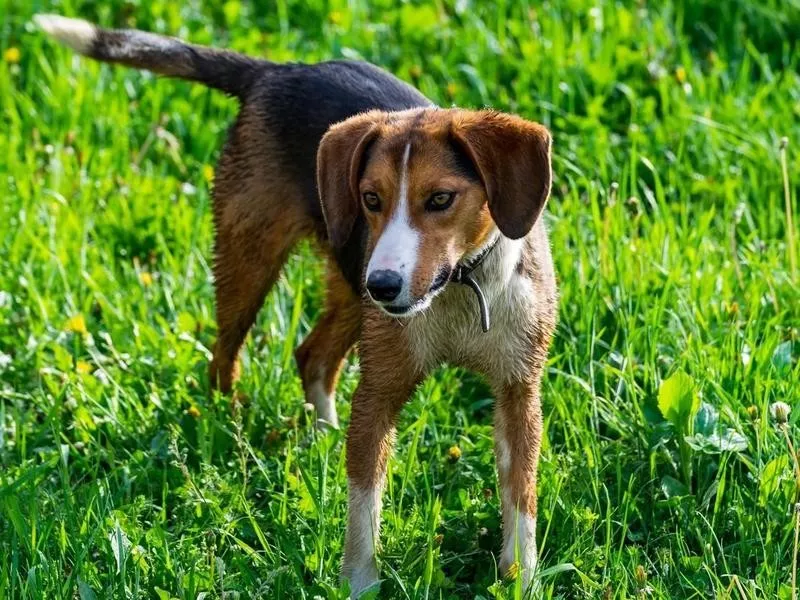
left=37, top=14, right=557, bottom=596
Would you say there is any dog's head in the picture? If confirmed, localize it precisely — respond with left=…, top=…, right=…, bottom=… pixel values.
left=317, top=108, right=552, bottom=317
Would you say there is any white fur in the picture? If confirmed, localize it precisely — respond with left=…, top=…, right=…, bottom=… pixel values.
left=34, top=15, right=96, bottom=54
left=501, top=509, right=538, bottom=586
left=495, top=434, right=511, bottom=475
left=343, top=482, right=382, bottom=597
left=307, top=379, right=338, bottom=429
left=405, top=233, right=537, bottom=384
left=496, top=428, right=538, bottom=588
left=365, top=143, right=420, bottom=309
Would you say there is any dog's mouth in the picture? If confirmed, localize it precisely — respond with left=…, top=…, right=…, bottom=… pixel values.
left=429, top=265, right=453, bottom=293
left=374, top=265, right=453, bottom=319
left=377, top=296, right=430, bottom=318
left=384, top=304, right=415, bottom=316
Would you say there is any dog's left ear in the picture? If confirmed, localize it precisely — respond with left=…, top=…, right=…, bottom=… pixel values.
left=317, top=111, right=383, bottom=249
left=451, top=111, right=552, bottom=239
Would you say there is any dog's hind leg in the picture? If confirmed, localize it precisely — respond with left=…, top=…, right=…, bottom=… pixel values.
left=208, top=137, right=313, bottom=395
left=295, top=264, right=361, bottom=428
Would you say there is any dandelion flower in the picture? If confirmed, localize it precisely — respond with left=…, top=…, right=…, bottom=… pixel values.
left=447, top=445, right=462, bottom=461
left=139, top=272, right=153, bottom=286
left=4, top=47, right=20, bottom=64
left=65, top=314, right=88, bottom=336
left=76, top=360, right=92, bottom=375
left=504, top=560, right=520, bottom=580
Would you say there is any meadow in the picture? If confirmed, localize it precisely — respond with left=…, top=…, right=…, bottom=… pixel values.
left=1, top=0, right=799, bottom=597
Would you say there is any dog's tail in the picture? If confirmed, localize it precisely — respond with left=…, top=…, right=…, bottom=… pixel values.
left=34, top=14, right=264, bottom=98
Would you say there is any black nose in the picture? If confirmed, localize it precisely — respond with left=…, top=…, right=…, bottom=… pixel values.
left=366, top=270, right=403, bottom=302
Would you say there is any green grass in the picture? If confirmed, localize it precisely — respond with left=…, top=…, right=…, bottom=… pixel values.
left=1, top=0, right=800, bottom=598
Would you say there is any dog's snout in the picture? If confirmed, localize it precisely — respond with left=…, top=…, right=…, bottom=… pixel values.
left=366, top=270, right=404, bottom=302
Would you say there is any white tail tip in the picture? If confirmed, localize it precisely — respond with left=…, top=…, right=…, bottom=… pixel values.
left=34, top=14, right=96, bottom=54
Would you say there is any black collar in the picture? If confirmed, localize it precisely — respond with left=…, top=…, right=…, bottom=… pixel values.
left=450, top=237, right=500, bottom=333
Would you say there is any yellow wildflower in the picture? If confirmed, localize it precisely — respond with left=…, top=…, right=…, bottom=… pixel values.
left=76, top=360, right=92, bottom=374
left=504, top=560, right=520, bottom=580
left=65, top=314, right=88, bottom=335
left=139, top=272, right=153, bottom=286
left=4, top=47, right=20, bottom=64
left=203, top=164, right=214, bottom=184
left=447, top=445, right=462, bottom=461
left=187, top=406, right=201, bottom=418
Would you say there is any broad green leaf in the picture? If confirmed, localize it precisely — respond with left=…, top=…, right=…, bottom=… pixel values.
left=661, top=475, right=689, bottom=499
left=685, top=429, right=748, bottom=454
left=176, top=311, right=196, bottom=333
left=694, top=402, right=718, bottom=436
left=759, top=455, right=790, bottom=507
left=772, top=341, right=794, bottom=371
left=77, top=579, right=96, bottom=600
left=109, top=520, right=131, bottom=575
left=658, top=371, right=699, bottom=431
left=713, top=429, right=748, bottom=452
left=153, top=588, right=171, bottom=600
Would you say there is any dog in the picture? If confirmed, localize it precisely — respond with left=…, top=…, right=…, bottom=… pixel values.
left=36, top=14, right=557, bottom=596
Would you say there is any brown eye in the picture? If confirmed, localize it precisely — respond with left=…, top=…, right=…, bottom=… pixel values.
left=425, top=191, right=455, bottom=211
left=363, top=192, right=381, bottom=212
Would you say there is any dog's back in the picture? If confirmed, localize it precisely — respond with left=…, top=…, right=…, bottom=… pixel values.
left=36, top=14, right=432, bottom=290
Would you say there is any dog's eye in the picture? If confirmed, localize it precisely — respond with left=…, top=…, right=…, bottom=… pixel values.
left=425, top=191, right=455, bottom=211
left=362, top=192, right=382, bottom=212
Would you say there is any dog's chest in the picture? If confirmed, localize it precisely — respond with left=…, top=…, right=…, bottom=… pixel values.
left=404, top=273, right=537, bottom=384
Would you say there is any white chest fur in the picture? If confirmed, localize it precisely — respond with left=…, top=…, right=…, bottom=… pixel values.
left=404, top=236, right=540, bottom=385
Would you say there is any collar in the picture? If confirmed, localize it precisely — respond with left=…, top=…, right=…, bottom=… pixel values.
left=450, top=237, right=500, bottom=333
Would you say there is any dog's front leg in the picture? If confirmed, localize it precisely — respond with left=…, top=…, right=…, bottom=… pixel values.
left=494, top=378, right=543, bottom=591
left=342, top=331, right=419, bottom=597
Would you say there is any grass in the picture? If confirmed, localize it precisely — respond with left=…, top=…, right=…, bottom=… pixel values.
left=1, top=0, right=799, bottom=597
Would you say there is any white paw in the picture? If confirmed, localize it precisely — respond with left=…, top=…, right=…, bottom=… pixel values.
left=345, top=563, right=380, bottom=598
left=306, top=380, right=339, bottom=429
left=500, top=512, right=538, bottom=593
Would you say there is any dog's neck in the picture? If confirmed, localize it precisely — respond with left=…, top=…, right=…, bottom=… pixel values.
left=447, top=232, right=525, bottom=332
left=469, top=233, right=525, bottom=291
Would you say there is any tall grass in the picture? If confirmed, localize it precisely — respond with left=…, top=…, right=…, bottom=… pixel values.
left=1, top=0, right=799, bottom=598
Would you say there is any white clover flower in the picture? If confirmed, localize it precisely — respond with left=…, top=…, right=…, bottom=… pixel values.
left=770, top=401, right=791, bottom=425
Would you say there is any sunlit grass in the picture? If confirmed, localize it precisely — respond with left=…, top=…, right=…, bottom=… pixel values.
left=1, top=0, right=799, bottom=598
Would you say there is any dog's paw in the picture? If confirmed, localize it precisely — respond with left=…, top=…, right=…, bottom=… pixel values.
left=344, top=564, right=380, bottom=599
left=500, top=559, right=540, bottom=598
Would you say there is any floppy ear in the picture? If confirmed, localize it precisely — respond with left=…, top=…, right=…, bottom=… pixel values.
left=317, top=112, right=383, bottom=249
left=451, top=111, right=552, bottom=239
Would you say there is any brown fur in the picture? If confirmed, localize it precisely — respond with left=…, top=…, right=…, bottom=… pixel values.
left=37, top=17, right=558, bottom=590
left=205, top=107, right=555, bottom=591
left=294, top=266, right=361, bottom=404
left=317, top=108, right=556, bottom=591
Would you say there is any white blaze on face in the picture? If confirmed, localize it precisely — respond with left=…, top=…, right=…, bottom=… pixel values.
left=365, top=143, right=420, bottom=306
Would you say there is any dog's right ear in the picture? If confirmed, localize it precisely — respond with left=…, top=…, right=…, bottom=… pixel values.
left=317, top=112, right=383, bottom=249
